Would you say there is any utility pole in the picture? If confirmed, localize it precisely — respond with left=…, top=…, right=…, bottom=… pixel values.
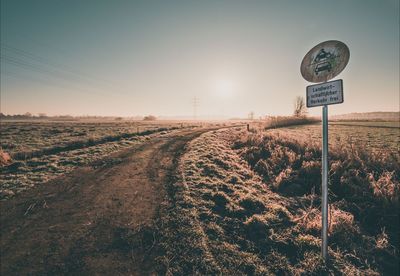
left=248, top=111, right=254, bottom=120
left=193, top=96, right=199, bottom=120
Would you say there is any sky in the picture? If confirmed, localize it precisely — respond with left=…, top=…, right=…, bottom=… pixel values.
left=1, top=0, right=399, bottom=118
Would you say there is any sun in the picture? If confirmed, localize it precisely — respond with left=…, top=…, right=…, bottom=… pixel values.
left=215, top=79, right=235, bottom=98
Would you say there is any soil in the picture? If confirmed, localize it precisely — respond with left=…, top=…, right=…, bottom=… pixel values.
left=0, top=128, right=215, bottom=275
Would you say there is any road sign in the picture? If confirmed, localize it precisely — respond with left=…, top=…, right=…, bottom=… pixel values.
left=300, top=40, right=349, bottom=261
left=306, top=79, right=343, bottom=107
left=301, top=40, right=350, bottom=83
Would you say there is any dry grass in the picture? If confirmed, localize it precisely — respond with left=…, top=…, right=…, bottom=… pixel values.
left=267, top=123, right=399, bottom=152
left=0, top=149, right=11, bottom=166
left=0, top=122, right=186, bottom=199
left=0, top=121, right=186, bottom=156
left=10, top=126, right=176, bottom=160
left=264, top=116, right=319, bottom=129
left=158, top=128, right=399, bottom=275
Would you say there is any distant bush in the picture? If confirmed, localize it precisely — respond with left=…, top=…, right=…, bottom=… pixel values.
left=143, top=115, right=157, bottom=121
left=264, top=116, right=319, bottom=129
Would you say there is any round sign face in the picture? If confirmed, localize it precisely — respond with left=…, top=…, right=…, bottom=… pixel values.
left=300, top=40, right=350, bottom=83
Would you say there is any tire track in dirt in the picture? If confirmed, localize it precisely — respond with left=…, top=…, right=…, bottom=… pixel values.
left=0, top=127, right=217, bottom=275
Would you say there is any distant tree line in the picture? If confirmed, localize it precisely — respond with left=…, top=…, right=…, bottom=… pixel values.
left=0, top=113, right=151, bottom=121
left=0, top=112, right=73, bottom=119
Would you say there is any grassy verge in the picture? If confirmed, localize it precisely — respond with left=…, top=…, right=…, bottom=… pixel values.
left=158, top=128, right=399, bottom=275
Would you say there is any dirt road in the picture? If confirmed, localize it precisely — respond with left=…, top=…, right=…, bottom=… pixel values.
left=0, top=128, right=214, bottom=275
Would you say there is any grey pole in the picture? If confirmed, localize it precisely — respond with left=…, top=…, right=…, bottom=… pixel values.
left=322, top=105, right=329, bottom=260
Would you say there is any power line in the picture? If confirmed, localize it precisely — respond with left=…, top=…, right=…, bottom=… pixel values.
left=9, top=33, right=119, bottom=85
left=0, top=56, right=108, bottom=96
left=1, top=43, right=116, bottom=88
left=1, top=55, right=86, bottom=84
left=1, top=68, right=109, bottom=97
left=0, top=43, right=126, bottom=95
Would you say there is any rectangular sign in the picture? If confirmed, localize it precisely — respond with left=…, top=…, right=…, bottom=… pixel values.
left=306, top=79, right=343, bottom=107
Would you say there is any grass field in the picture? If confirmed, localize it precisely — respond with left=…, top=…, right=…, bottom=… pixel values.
left=267, top=122, right=399, bottom=153
left=0, top=120, right=193, bottom=156
left=160, top=125, right=399, bottom=274
left=0, top=120, right=242, bottom=200
left=1, top=118, right=399, bottom=274
left=330, top=120, right=400, bottom=128
left=0, top=120, right=204, bottom=199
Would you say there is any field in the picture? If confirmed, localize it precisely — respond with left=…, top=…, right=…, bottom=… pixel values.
left=161, top=126, right=399, bottom=274
left=330, top=120, right=399, bottom=128
left=0, top=120, right=205, bottom=199
left=267, top=122, right=399, bottom=152
left=1, top=120, right=196, bottom=156
left=1, top=119, right=399, bottom=275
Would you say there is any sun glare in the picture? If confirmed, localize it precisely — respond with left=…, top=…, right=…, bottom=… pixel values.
left=215, top=79, right=235, bottom=98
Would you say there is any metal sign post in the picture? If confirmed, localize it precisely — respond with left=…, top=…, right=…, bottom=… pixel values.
left=322, top=104, right=328, bottom=259
left=300, top=40, right=350, bottom=260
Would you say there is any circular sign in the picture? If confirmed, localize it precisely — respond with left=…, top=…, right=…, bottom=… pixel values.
left=301, top=40, right=350, bottom=83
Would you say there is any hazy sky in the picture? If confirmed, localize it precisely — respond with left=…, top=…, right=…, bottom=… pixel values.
left=1, top=0, right=399, bottom=117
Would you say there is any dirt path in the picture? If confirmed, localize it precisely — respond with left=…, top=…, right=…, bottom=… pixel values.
left=0, top=128, right=214, bottom=275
